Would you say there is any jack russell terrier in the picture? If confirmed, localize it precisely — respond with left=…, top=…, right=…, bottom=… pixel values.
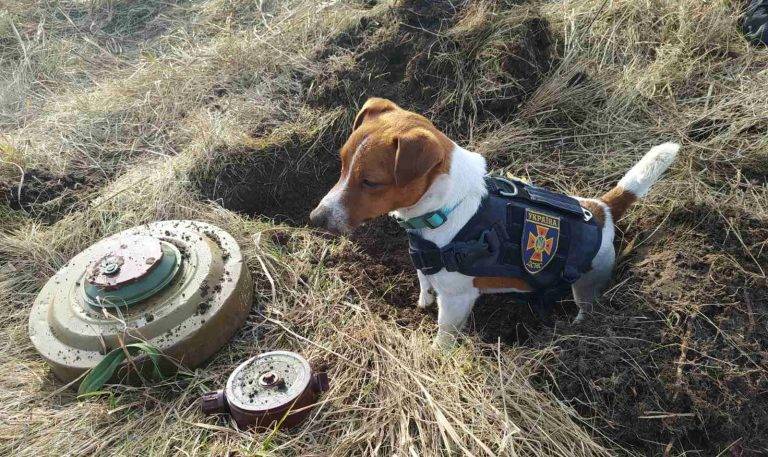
left=310, top=98, right=679, bottom=349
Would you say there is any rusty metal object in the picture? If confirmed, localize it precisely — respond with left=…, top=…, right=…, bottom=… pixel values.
left=86, top=235, right=163, bottom=289
left=28, top=220, right=253, bottom=385
left=201, top=351, right=330, bottom=430
left=83, top=235, right=182, bottom=308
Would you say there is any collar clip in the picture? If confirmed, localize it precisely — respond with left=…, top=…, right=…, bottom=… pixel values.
left=396, top=200, right=463, bottom=230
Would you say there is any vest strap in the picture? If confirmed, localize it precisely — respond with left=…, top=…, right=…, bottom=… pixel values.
left=409, top=229, right=498, bottom=273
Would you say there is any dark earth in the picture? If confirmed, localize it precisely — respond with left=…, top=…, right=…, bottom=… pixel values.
left=0, top=168, right=93, bottom=223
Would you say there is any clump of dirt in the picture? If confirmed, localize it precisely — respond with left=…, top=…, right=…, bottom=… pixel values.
left=470, top=294, right=576, bottom=345
left=530, top=310, right=680, bottom=449
left=0, top=168, right=92, bottom=223
left=324, top=218, right=428, bottom=329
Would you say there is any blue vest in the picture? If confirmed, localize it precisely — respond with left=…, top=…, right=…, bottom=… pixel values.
left=406, top=176, right=602, bottom=306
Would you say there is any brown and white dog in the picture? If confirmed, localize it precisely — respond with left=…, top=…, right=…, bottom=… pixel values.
left=310, top=98, right=679, bottom=349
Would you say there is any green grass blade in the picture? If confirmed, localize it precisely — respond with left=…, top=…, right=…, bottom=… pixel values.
left=77, top=343, right=166, bottom=398
left=77, top=348, right=127, bottom=397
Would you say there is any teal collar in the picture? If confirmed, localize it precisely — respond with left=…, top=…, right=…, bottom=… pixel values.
left=396, top=200, right=464, bottom=230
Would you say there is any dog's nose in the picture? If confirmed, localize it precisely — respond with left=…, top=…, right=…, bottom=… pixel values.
left=309, top=205, right=329, bottom=229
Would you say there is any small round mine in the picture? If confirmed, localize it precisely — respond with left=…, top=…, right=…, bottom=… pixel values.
left=226, top=351, right=312, bottom=413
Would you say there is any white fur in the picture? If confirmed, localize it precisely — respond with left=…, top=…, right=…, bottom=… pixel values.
left=315, top=184, right=351, bottom=233
left=390, top=144, right=487, bottom=246
left=617, top=142, right=680, bottom=197
left=396, top=143, right=675, bottom=349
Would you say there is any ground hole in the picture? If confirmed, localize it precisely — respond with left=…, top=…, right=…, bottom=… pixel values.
left=0, top=168, right=97, bottom=224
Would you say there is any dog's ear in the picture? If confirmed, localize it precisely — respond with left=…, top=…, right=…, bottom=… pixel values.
left=393, top=128, right=446, bottom=186
left=353, top=98, right=398, bottom=131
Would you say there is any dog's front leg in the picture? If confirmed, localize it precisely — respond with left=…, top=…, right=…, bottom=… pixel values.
left=416, top=270, right=435, bottom=309
left=432, top=289, right=479, bottom=350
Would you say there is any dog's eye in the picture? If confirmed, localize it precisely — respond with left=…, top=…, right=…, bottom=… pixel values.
left=361, top=179, right=383, bottom=189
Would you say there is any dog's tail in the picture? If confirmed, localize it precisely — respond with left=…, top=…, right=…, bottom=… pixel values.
left=600, top=142, right=680, bottom=220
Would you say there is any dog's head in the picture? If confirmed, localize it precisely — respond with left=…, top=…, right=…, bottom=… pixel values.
left=309, top=98, right=453, bottom=234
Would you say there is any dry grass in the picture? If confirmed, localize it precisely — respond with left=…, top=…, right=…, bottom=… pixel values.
left=1, top=0, right=767, bottom=455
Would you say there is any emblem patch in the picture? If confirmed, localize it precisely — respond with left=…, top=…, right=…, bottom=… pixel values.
left=522, top=208, right=560, bottom=274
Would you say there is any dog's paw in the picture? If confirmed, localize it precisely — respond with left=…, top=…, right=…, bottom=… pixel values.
left=572, top=310, right=588, bottom=325
left=431, top=332, right=458, bottom=352
left=417, top=289, right=435, bottom=309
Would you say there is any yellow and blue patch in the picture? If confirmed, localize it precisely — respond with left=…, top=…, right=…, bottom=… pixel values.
left=522, top=208, right=560, bottom=274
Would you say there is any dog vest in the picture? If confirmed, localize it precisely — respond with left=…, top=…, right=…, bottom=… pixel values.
left=405, top=176, right=603, bottom=306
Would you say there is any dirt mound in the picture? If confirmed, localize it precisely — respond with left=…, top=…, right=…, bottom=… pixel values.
left=325, top=218, right=428, bottom=328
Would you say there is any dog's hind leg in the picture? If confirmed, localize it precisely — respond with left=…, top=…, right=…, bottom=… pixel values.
left=572, top=231, right=615, bottom=323
left=572, top=201, right=616, bottom=323
left=572, top=273, right=604, bottom=324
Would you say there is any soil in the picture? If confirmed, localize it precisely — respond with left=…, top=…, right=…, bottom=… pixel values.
left=195, top=138, right=341, bottom=225
left=325, top=217, right=431, bottom=330
left=528, top=204, right=768, bottom=455
left=0, top=168, right=93, bottom=223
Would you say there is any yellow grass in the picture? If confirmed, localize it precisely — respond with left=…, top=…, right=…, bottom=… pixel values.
left=1, top=0, right=766, bottom=455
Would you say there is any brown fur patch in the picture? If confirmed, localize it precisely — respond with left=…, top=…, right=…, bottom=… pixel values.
left=579, top=199, right=606, bottom=226
left=473, top=276, right=533, bottom=291
left=600, top=186, right=637, bottom=221
left=330, top=98, right=453, bottom=229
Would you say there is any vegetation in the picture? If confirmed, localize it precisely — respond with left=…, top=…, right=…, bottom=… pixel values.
left=1, top=0, right=766, bottom=455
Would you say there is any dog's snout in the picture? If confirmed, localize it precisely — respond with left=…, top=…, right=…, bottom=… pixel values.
left=309, top=205, right=330, bottom=229
left=309, top=202, right=350, bottom=234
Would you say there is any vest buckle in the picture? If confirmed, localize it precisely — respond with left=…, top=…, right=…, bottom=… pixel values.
left=438, top=229, right=499, bottom=273
left=491, top=176, right=519, bottom=197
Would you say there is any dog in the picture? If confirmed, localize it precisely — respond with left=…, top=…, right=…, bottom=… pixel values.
left=310, top=97, right=679, bottom=349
